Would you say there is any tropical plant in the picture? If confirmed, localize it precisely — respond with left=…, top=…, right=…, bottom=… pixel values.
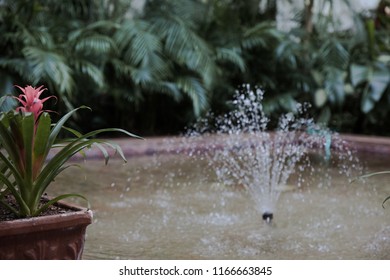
left=0, top=85, right=140, bottom=218
left=196, top=0, right=282, bottom=113
left=2, top=0, right=388, bottom=136
left=348, top=8, right=390, bottom=132
left=266, top=0, right=351, bottom=122
left=0, top=0, right=116, bottom=115
left=98, top=0, right=261, bottom=133
left=0, top=0, right=248, bottom=134
left=259, top=0, right=390, bottom=134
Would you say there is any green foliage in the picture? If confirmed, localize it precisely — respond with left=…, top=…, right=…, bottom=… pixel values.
left=259, top=0, right=390, bottom=133
left=1, top=0, right=389, bottom=135
left=0, top=0, right=277, bottom=134
left=351, top=62, right=390, bottom=113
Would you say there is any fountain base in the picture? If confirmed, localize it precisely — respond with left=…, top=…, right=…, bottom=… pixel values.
left=262, top=212, right=273, bottom=224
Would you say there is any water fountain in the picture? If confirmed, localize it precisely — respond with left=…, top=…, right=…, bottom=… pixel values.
left=50, top=85, right=389, bottom=259
left=186, top=85, right=357, bottom=224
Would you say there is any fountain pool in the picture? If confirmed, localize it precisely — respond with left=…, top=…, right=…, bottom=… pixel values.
left=51, top=137, right=390, bottom=260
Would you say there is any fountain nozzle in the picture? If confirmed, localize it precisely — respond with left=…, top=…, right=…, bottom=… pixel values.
left=262, top=212, right=273, bottom=224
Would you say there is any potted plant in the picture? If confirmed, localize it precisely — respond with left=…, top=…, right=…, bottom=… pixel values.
left=0, top=85, right=139, bottom=259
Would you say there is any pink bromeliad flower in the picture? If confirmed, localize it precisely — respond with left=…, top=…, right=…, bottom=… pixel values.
left=14, top=85, right=56, bottom=122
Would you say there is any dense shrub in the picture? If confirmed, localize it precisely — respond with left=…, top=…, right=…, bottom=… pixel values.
left=1, top=0, right=389, bottom=135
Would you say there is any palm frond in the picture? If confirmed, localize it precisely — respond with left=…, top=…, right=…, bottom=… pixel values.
left=323, top=66, right=346, bottom=106
left=0, top=72, right=18, bottom=109
left=215, top=47, right=246, bottom=72
left=40, top=0, right=93, bottom=19
left=125, top=30, right=162, bottom=65
left=68, top=20, right=120, bottom=41
left=275, top=40, right=300, bottom=68
left=113, top=20, right=152, bottom=52
left=22, top=46, right=74, bottom=95
left=242, top=22, right=282, bottom=49
left=176, top=76, right=208, bottom=116
left=130, top=68, right=154, bottom=85
left=144, top=81, right=182, bottom=102
left=74, top=34, right=116, bottom=56
left=151, top=16, right=213, bottom=69
left=318, top=39, right=350, bottom=69
left=144, top=0, right=207, bottom=28
left=155, top=15, right=220, bottom=92
left=72, top=59, right=105, bottom=88
left=113, top=20, right=169, bottom=81
left=110, top=58, right=135, bottom=79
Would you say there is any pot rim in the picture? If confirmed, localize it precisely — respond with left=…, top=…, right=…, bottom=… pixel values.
left=0, top=200, right=93, bottom=237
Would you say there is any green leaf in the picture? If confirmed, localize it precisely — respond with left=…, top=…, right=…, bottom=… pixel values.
left=33, top=113, right=52, bottom=176
left=0, top=152, right=30, bottom=216
left=314, top=89, right=327, bottom=107
left=94, top=140, right=129, bottom=164
left=21, top=113, right=35, bottom=183
left=34, top=193, right=90, bottom=216
left=74, top=34, right=115, bottom=55
left=278, top=95, right=299, bottom=113
left=0, top=114, right=14, bottom=156
left=148, top=81, right=182, bottom=102
left=0, top=159, right=13, bottom=190
left=324, top=67, right=346, bottom=106
left=317, top=106, right=331, bottom=125
left=352, top=170, right=390, bottom=181
left=383, top=196, right=390, bottom=209
left=176, top=76, right=208, bottom=116
left=60, top=126, right=83, bottom=138
left=22, top=47, right=74, bottom=95
left=35, top=125, right=141, bottom=200
left=356, top=65, right=390, bottom=112
left=0, top=142, right=23, bottom=187
left=130, top=68, right=153, bottom=85
left=311, top=70, right=324, bottom=85
left=73, top=60, right=105, bottom=89
left=350, top=64, right=369, bottom=86
left=319, top=39, right=349, bottom=69
left=0, top=75, right=15, bottom=111
left=47, top=106, right=90, bottom=154
left=215, top=48, right=246, bottom=72
left=242, top=22, right=281, bottom=49
left=350, top=171, right=390, bottom=209
left=128, top=32, right=162, bottom=66
left=369, top=67, right=390, bottom=101
left=361, top=89, right=375, bottom=113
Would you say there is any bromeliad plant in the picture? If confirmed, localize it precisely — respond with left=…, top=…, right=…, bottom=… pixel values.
left=0, top=85, right=139, bottom=218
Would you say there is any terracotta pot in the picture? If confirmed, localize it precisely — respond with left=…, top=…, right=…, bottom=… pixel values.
left=0, top=201, right=93, bottom=260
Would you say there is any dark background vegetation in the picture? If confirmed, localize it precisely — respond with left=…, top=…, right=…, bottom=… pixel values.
left=1, top=0, right=389, bottom=136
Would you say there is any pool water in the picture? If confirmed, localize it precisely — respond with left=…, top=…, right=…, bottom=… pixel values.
left=51, top=150, right=390, bottom=259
